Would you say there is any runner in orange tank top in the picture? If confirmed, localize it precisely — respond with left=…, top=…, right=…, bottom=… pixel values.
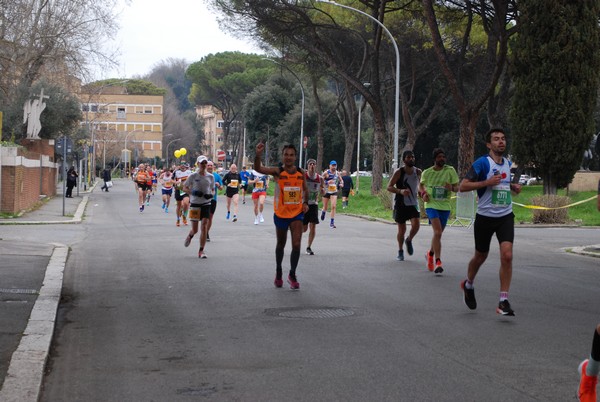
left=254, top=141, right=309, bottom=290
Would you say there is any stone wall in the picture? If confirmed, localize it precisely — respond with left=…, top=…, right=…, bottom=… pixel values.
left=0, top=139, right=58, bottom=214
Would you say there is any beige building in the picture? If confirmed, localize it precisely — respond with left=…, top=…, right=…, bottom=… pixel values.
left=78, top=85, right=164, bottom=170
left=195, top=104, right=225, bottom=167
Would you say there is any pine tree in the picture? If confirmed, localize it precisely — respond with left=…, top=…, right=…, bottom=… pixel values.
left=510, top=0, right=600, bottom=194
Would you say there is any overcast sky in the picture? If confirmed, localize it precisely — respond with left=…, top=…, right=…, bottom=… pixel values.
left=103, top=0, right=261, bottom=78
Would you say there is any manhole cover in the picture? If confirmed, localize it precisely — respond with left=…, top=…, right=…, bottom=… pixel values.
left=0, top=288, right=38, bottom=295
left=265, top=307, right=355, bottom=319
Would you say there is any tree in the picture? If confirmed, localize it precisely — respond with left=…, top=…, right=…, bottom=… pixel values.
left=510, top=0, right=600, bottom=194
left=421, top=0, right=517, bottom=177
left=186, top=52, right=272, bottom=165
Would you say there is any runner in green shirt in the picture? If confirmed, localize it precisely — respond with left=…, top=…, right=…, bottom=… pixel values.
left=419, top=148, right=459, bottom=275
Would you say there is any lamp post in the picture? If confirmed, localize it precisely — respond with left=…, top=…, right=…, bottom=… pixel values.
left=124, top=129, right=141, bottom=174
left=166, top=138, right=181, bottom=169
left=355, top=82, right=370, bottom=194
left=263, top=58, right=305, bottom=167
left=316, top=0, right=400, bottom=169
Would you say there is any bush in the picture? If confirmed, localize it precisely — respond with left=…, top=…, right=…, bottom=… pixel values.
left=531, top=195, right=570, bottom=224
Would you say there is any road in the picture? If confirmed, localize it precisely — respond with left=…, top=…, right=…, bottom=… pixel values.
left=37, top=180, right=599, bottom=401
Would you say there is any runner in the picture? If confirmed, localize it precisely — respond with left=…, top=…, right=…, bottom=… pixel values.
left=250, top=168, right=269, bottom=224
left=144, top=165, right=154, bottom=206
left=321, top=160, right=342, bottom=228
left=133, top=164, right=150, bottom=212
left=183, top=155, right=214, bottom=259
left=254, top=142, right=309, bottom=290
left=223, top=164, right=241, bottom=222
left=240, top=165, right=251, bottom=205
left=206, top=160, right=223, bottom=242
left=341, top=170, right=354, bottom=209
left=458, top=128, right=521, bottom=316
left=174, top=162, right=192, bottom=226
left=387, top=150, right=422, bottom=261
left=420, top=148, right=459, bottom=274
left=158, top=167, right=174, bottom=213
left=303, top=159, right=324, bottom=255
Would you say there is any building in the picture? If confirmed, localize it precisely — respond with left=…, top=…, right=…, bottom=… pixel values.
left=78, top=84, right=164, bottom=172
left=195, top=104, right=225, bottom=167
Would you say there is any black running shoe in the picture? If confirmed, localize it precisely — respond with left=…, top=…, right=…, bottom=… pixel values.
left=496, top=300, right=515, bottom=316
left=461, top=280, right=477, bottom=310
left=306, top=247, right=314, bottom=255
left=405, top=238, right=414, bottom=255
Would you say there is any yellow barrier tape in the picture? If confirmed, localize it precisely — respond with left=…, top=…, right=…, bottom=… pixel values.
left=513, top=195, right=598, bottom=210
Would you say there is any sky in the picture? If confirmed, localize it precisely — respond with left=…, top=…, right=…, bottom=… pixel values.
left=103, top=0, right=261, bottom=78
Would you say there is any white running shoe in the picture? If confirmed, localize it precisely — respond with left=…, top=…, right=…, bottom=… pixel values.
left=254, top=217, right=259, bottom=225
left=259, top=214, right=264, bottom=223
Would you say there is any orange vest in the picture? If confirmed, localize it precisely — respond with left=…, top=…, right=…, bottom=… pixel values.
left=136, top=171, right=149, bottom=184
left=274, top=169, right=305, bottom=218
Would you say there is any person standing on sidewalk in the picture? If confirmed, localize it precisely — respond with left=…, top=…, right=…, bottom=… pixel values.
left=321, top=161, right=342, bottom=228
left=254, top=142, right=309, bottom=290
left=183, top=155, right=214, bottom=259
left=387, top=150, right=422, bottom=262
left=100, top=168, right=111, bottom=192
left=458, top=128, right=521, bottom=316
left=65, top=166, right=78, bottom=198
left=303, top=159, right=324, bottom=255
left=420, top=148, right=459, bottom=274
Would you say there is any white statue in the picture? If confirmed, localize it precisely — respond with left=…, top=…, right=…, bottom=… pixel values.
left=23, top=88, right=49, bottom=139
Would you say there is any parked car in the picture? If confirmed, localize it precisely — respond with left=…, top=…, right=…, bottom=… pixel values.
left=351, top=171, right=372, bottom=177
left=518, top=175, right=530, bottom=185
left=526, top=177, right=542, bottom=186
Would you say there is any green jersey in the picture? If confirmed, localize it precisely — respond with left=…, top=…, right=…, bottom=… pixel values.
left=420, top=165, right=459, bottom=211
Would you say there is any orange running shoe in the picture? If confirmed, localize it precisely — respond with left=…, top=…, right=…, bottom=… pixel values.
left=425, top=252, right=434, bottom=271
left=182, top=216, right=188, bottom=225
left=176, top=219, right=180, bottom=227
left=578, top=359, right=598, bottom=402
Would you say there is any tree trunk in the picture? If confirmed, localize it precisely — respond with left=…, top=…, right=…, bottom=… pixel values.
left=311, top=75, right=325, bottom=171
left=457, top=111, right=479, bottom=178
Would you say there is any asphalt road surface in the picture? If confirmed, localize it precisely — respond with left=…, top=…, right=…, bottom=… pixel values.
left=39, top=180, right=600, bottom=401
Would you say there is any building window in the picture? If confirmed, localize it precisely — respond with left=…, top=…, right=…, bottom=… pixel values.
left=117, top=107, right=126, bottom=119
left=217, top=120, right=224, bottom=129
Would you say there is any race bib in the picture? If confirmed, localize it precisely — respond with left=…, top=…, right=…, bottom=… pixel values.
left=229, top=179, right=239, bottom=187
left=255, top=181, right=264, bottom=189
left=492, top=184, right=512, bottom=206
left=189, top=207, right=201, bottom=221
left=327, top=180, right=337, bottom=193
left=432, top=186, right=449, bottom=201
left=283, top=186, right=301, bottom=205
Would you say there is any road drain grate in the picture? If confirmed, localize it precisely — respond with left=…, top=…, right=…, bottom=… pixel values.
left=266, top=307, right=355, bottom=319
left=0, top=288, right=38, bottom=295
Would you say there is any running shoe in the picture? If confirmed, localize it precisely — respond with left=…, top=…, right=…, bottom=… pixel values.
left=434, top=260, right=444, bottom=275
left=397, top=250, right=404, bottom=261
left=496, top=300, right=515, bottom=316
left=176, top=219, right=180, bottom=227
left=226, top=211, right=230, bottom=220
left=182, top=216, right=188, bottom=225
left=165, top=207, right=168, bottom=213
left=259, top=214, right=264, bottom=223
left=405, top=238, right=414, bottom=255
left=254, top=217, right=259, bottom=225
left=330, top=223, right=336, bottom=229
left=206, top=233, right=210, bottom=242
left=425, top=252, right=434, bottom=272
left=243, top=199, right=246, bottom=204
left=578, top=359, right=598, bottom=402
left=320, top=210, right=326, bottom=221
left=461, top=280, right=477, bottom=310
left=146, top=201, right=150, bottom=206
left=140, top=205, right=144, bottom=212
left=306, top=247, right=314, bottom=255
left=198, top=250, right=207, bottom=259
left=184, top=234, right=193, bottom=247
left=288, top=274, right=300, bottom=290
left=162, top=202, right=166, bottom=209
left=232, top=215, right=237, bottom=222
left=274, top=276, right=283, bottom=288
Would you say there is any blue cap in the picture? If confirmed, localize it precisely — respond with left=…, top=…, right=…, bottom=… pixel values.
left=329, top=160, right=337, bottom=165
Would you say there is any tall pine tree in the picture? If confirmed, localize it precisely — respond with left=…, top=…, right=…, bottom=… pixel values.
left=510, top=0, right=600, bottom=194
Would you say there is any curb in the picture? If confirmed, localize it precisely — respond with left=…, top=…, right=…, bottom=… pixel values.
left=0, top=243, right=68, bottom=402
left=0, top=196, right=89, bottom=225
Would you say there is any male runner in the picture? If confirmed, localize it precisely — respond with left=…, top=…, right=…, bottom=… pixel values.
left=250, top=169, right=269, bottom=224
left=159, top=167, right=174, bottom=213
left=254, top=142, right=309, bottom=290
left=206, top=161, right=223, bottom=242
left=303, top=159, right=324, bottom=255
left=240, top=166, right=251, bottom=204
left=321, top=160, right=342, bottom=228
left=223, top=164, right=241, bottom=222
left=183, top=155, right=214, bottom=258
left=174, top=163, right=192, bottom=226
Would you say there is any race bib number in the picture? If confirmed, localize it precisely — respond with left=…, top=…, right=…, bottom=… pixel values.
left=229, top=179, right=239, bottom=187
left=327, top=181, right=337, bottom=193
left=283, top=186, right=301, bottom=205
left=432, top=186, right=449, bottom=201
left=189, top=207, right=201, bottom=221
left=492, top=184, right=512, bottom=206
left=255, top=181, right=264, bottom=189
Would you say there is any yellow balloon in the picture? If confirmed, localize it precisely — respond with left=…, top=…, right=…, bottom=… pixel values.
left=174, top=150, right=181, bottom=158
left=180, top=147, right=187, bottom=156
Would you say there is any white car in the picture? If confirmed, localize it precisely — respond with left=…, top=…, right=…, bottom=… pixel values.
left=351, top=171, right=372, bottom=177
left=518, top=175, right=530, bottom=185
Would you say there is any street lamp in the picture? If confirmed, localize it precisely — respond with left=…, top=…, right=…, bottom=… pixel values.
left=123, top=129, right=141, bottom=174
left=166, top=138, right=181, bottom=168
left=263, top=58, right=305, bottom=167
left=316, top=0, right=400, bottom=169
left=355, top=82, right=370, bottom=194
